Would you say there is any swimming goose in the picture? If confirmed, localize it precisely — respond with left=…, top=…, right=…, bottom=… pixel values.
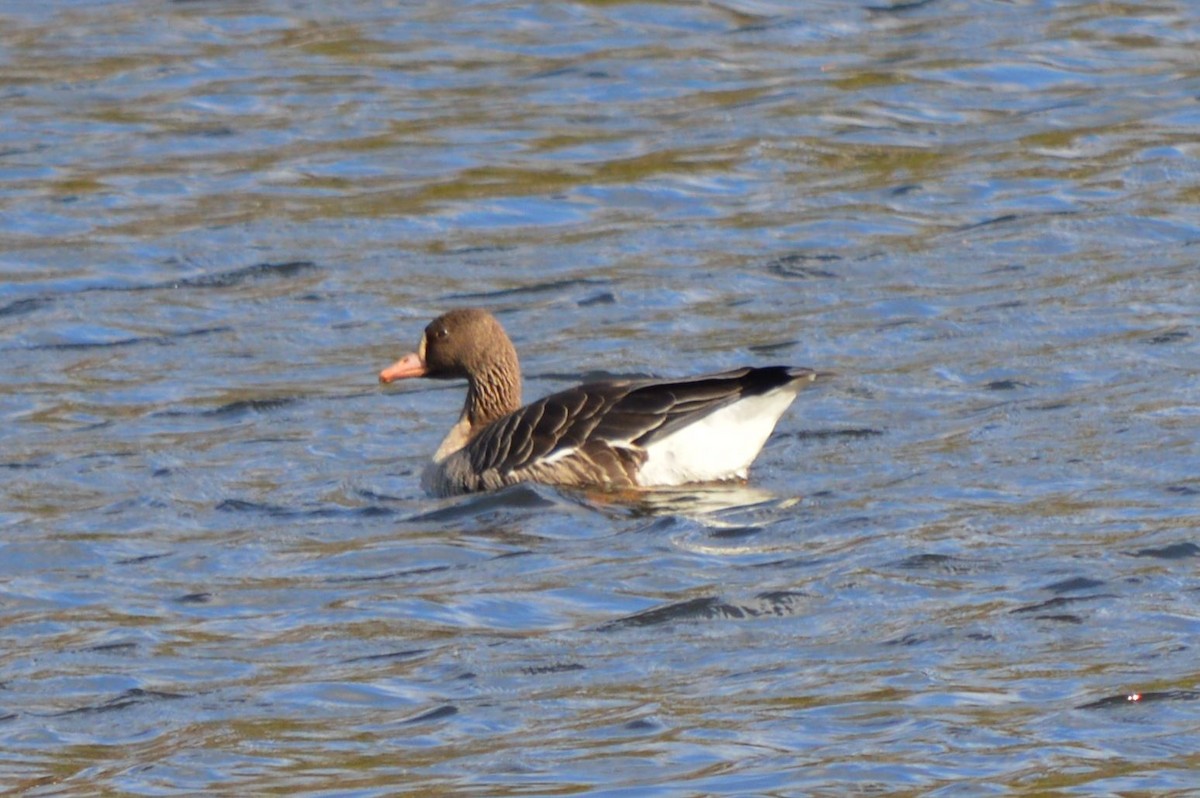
left=379, top=308, right=821, bottom=497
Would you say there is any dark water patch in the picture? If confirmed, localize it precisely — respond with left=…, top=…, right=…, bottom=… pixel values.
left=400, top=704, right=458, bottom=725
left=82, top=449, right=137, bottom=462
left=116, top=552, right=171, bottom=565
left=601, top=591, right=809, bottom=630
left=732, top=16, right=807, bottom=35
left=893, top=553, right=992, bottom=574
left=23, top=325, right=231, bottom=352
left=160, top=260, right=317, bottom=290
left=433, top=244, right=516, bottom=256
left=1128, top=541, right=1200, bottom=560
left=216, top=498, right=288, bottom=515
left=327, top=565, right=455, bottom=584
left=215, top=497, right=393, bottom=520
left=83, top=642, right=137, bottom=654
left=184, top=126, right=235, bottom=137
left=0, top=297, right=50, bottom=318
left=344, top=648, right=431, bottom=665
left=169, top=324, right=234, bottom=343
left=1165, top=484, right=1199, bottom=496
left=292, top=502, right=390, bottom=519
left=748, top=340, right=798, bottom=355
left=782, top=427, right=884, bottom=441
left=1145, top=329, right=1188, bottom=345
left=985, top=264, right=1026, bottom=274
left=867, top=0, right=940, bottom=14
left=578, top=291, right=615, bottom=307
left=526, top=66, right=578, bottom=80
left=766, top=253, right=841, bottom=280
left=624, top=717, right=661, bottom=732
left=443, top=277, right=610, bottom=302
left=50, top=688, right=186, bottom=717
left=753, top=591, right=811, bottom=614
left=885, top=628, right=995, bottom=646
left=1, top=461, right=43, bottom=470
left=1037, top=614, right=1084, bottom=624
left=709, top=526, right=763, bottom=540
left=1079, top=690, right=1200, bottom=710
left=958, top=213, right=1020, bottom=232
left=886, top=631, right=939, bottom=647
left=600, top=596, right=723, bottom=630
left=527, top=65, right=612, bottom=81
left=202, top=397, right=300, bottom=418
left=875, top=318, right=921, bottom=334
left=51, top=262, right=318, bottom=297
left=311, top=505, right=396, bottom=519
left=1044, top=576, right=1106, bottom=594
left=985, top=379, right=1028, bottom=391
left=955, top=209, right=1079, bottom=234
left=176, top=592, right=213, bottom=604
left=522, top=662, right=585, bottom=676
left=896, top=553, right=956, bottom=569
left=1010, top=594, right=1116, bottom=615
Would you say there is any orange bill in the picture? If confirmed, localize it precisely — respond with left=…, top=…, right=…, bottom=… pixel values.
left=379, top=352, right=426, bottom=383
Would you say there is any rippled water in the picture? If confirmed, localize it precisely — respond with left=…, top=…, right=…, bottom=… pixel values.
left=3, top=0, right=1199, bottom=794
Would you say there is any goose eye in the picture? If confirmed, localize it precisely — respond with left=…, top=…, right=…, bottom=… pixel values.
left=427, top=323, right=449, bottom=341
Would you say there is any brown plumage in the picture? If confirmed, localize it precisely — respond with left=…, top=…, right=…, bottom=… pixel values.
left=379, top=308, right=822, bottom=497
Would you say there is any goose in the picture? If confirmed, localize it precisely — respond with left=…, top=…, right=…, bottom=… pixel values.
left=379, top=308, right=822, bottom=497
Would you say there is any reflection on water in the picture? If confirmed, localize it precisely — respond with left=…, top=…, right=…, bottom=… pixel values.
left=2, top=0, right=1199, bottom=793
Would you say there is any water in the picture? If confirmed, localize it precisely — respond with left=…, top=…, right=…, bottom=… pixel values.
left=2, top=0, right=1199, bottom=794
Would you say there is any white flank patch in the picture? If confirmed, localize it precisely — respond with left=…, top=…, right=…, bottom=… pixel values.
left=636, top=386, right=801, bottom=487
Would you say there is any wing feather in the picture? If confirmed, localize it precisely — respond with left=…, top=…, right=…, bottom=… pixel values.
left=461, top=366, right=810, bottom=484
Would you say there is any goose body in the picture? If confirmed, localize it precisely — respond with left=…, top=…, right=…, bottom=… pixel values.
left=379, top=308, right=821, bottom=497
